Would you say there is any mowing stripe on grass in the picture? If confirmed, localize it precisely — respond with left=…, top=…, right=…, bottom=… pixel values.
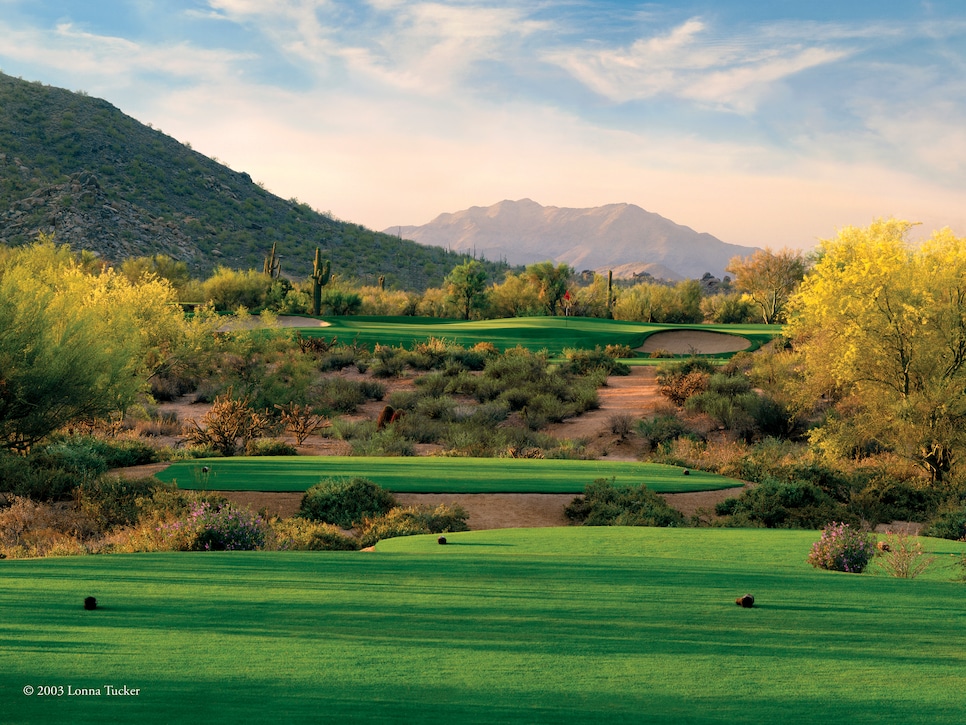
left=155, top=456, right=743, bottom=494
left=3, top=529, right=965, bottom=724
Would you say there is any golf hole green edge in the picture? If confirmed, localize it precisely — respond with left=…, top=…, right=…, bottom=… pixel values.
left=154, top=456, right=745, bottom=494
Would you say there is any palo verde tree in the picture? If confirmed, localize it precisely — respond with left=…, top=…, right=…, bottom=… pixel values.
left=0, top=237, right=191, bottom=451
left=727, top=247, right=807, bottom=324
left=787, top=219, right=966, bottom=482
left=444, top=260, right=488, bottom=320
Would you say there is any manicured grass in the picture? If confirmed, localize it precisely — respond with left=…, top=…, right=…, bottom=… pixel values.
left=294, top=315, right=780, bottom=356
left=3, top=528, right=965, bottom=724
left=155, top=456, right=743, bottom=494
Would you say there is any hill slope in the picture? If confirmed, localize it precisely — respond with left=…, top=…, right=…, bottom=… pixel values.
left=0, top=73, right=505, bottom=288
left=389, top=198, right=758, bottom=279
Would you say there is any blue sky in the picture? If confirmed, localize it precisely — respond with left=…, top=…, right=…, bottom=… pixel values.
left=1, top=1, right=964, bottom=249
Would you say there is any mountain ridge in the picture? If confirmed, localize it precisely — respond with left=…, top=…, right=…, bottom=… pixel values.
left=389, top=198, right=758, bottom=279
left=0, top=72, right=506, bottom=288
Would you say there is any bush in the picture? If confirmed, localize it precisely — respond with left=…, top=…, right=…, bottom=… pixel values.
left=349, top=429, right=416, bottom=457
left=875, top=531, right=935, bottom=579
left=158, top=501, right=266, bottom=551
left=245, top=438, right=298, bottom=456
left=714, top=479, right=845, bottom=529
left=358, top=503, right=469, bottom=547
left=565, top=478, right=685, bottom=527
left=298, top=477, right=396, bottom=528
left=0, top=450, right=77, bottom=501
left=850, top=477, right=941, bottom=526
left=562, top=346, right=630, bottom=376
left=267, top=518, right=359, bottom=550
left=922, top=505, right=966, bottom=540
left=0, top=496, right=100, bottom=558
left=639, top=414, right=694, bottom=449
left=77, top=475, right=165, bottom=529
left=807, top=522, right=875, bottom=573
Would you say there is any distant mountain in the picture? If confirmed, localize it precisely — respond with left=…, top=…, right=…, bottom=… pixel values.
left=0, top=72, right=507, bottom=288
left=388, top=199, right=758, bottom=280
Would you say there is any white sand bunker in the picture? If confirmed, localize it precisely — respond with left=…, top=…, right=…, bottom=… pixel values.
left=640, top=330, right=751, bottom=355
left=275, top=316, right=331, bottom=328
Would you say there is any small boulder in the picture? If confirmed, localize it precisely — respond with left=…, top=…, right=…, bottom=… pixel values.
left=735, top=594, right=755, bottom=608
left=83, top=596, right=98, bottom=610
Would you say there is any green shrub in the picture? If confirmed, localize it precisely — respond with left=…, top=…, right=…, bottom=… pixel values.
left=330, top=419, right=376, bottom=441
left=184, top=501, right=267, bottom=551
left=34, top=438, right=109, bottom=482
left=318, top=347, right=363, bottom=372
left=244, top=438, right=298, bottom=456
left=415, top=395, right=456, bottom=421
left=315, top=378, right=367, bottom=414
left=922, top=505, right=966, bottom=540
left=415, top=372, right=449, bottom=397
left=447, top=348, right=487, bottom=371
left=638, top=415, right=693, bottom=448
left=0, top=450, right=75, bottom=501
left=298, top=477, right=396, bottom=528
left=850, top=477, right=941, bottom=526
left=268, top=518, right=359, bottom=551
left=807, top=522, right=875, bottom=573
left=391, top=414, right=444, bottom=444
left=714, top=479, right=846, bottom=529
left=349, top=429, right=416, bottom=456
left=358, top=503, right=469, bottom=547
left=562, top=346, right=630, bottom=376
left=77, top=475, right=165, bottom=529
left=565, top=478, right=685, bottom=527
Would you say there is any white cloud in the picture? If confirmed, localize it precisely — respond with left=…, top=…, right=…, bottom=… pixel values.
left=548, top=17, right=851, bottom=110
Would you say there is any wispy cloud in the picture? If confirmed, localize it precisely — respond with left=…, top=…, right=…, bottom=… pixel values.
left=547, top=17, right=852, bottom=111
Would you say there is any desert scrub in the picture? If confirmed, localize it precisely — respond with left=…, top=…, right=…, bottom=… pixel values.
left=0, top=496, right=100, bottom=558
left=299, top=477, right=396, bottom=528
left=714, top=479, right=844, bottom=529
left=245, top=438, right=298, bottom=456
left=158, top=501, right=266, bottom=551
left=807, top=522, right=875, bottom=573
left=874, top=531, right=935, bottom=579
left=267, top=518, right=359, bottom=551
left=358, top=503, right=469, bottom=547
left=565, top=478, right=685, bottom=527
left=77, top=475, right=166, bottom=529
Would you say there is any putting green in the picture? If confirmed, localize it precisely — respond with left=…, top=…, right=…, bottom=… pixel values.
left=291, top=315, right=780, bottom=356
left=155, top=456, right=743, bottom=494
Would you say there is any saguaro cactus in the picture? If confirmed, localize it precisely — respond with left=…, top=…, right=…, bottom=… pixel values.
left=607, top=269, right=614, bottom=318
left=311, top=248, right=331, bottom=316
left=263, top=242, right=281, bottom=279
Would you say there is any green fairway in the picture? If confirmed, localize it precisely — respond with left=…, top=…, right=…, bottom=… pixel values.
left=292, top=315, right=780, bottom=356
left=155, top=456, right=743, bottom=494
left=3, top=528, right=965, bottom=724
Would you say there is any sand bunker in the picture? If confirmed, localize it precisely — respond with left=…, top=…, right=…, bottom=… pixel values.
left=640, top=330, right=751, bottom=355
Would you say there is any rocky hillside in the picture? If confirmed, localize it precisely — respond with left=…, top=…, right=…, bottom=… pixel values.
left=0, top=73, right=506, bottom=288
left=389, top=198, right=759, bottom=279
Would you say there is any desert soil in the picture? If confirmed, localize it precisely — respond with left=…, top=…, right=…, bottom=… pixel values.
left=127, top=330, right=752, bottom=529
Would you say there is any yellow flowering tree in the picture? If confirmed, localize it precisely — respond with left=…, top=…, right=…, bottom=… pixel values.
left=787, top=219, right=966, bottom=482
